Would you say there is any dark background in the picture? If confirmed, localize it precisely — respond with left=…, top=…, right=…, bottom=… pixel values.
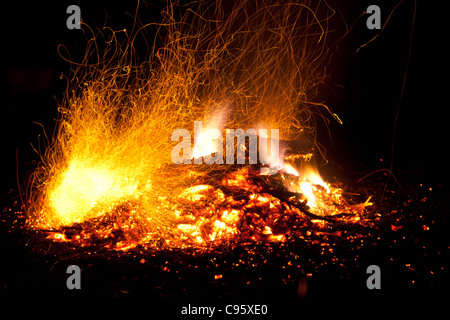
left=323, top=0, right=447, bottom=182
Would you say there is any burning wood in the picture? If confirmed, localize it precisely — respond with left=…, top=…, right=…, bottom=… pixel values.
left=43, top=160, right=372, bottom=250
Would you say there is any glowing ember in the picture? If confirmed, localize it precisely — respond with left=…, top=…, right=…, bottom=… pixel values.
left=42, top=161, right=372, bottom=250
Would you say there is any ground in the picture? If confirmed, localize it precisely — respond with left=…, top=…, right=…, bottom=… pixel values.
left=0, top=169, right=447, bottom=316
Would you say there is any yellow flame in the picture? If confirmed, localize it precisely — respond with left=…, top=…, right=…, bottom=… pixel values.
left=302, top=166, right=330, bottom=194
left=282, top=164, right=330, bottom=209
left=48, top=160, right=141, bottom=225
left=192, top=110, right=227, bottom=159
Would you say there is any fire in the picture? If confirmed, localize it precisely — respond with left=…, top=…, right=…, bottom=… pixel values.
left=48, top=159, right=141, bottom=225
left=290, top=165, right=331, bottom=209
left=27, top=1, right=371, bottom=251
left=192, top=111, right=226, bottom=160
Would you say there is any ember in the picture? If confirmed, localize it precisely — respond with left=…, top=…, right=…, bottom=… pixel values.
left=43, top=161, right=372, bottom=250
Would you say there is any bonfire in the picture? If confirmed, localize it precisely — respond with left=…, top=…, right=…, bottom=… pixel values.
left=26, top=0, right=372, bottom=251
